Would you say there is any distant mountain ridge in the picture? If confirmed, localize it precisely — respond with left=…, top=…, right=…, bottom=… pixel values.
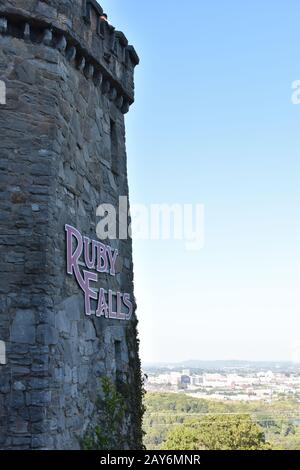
left=143, top=360, right=300, bottom=371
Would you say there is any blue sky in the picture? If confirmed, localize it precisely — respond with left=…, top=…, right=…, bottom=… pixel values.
left=99, top=1, right=300, bottom=363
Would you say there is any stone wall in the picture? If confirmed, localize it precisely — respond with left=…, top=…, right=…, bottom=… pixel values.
left=0, top=0, right=143, bottom=449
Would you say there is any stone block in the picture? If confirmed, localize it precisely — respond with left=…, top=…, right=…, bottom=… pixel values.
left=11, top=310, right=35, bottom=345
left=36, top=324, right=58, bottom=345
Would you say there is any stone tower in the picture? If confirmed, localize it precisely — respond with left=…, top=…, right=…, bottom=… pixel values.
left=0, top=0, right=143, bottom=449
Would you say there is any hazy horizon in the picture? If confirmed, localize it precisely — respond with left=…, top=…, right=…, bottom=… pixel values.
left=142, top=358, right=300, bottom=366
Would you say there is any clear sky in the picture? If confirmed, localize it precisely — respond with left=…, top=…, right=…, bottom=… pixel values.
left=99, top=0, right=300, bottom=363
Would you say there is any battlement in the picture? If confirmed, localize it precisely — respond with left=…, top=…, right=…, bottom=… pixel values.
left=0, top=0, right=139, bottom=113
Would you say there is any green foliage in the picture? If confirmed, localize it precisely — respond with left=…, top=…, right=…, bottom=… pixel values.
left=81, top=377, right=126, bottom=450
left=143, top=392, right=300, bottom=450
left=161, top=426, right=206, bottom=450
left=82, top=319, right=146, bottom=450
left=126, top=322, right=146, bottom=449
left=162, top=415, right=271, bottom=450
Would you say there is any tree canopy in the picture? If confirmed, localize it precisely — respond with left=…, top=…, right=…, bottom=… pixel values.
left=161, top=414, right=271, bottom=450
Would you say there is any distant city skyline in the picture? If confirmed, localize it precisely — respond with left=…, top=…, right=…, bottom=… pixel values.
left=143, top=359, right=300, bottom=367
left=100, top=0, right=300, bottom=363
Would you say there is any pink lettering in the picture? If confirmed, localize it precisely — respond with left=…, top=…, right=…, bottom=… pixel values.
left=108, top=289, right=117, bottom=319
left=65, top=225, right=132, bottom=321
left=106, top=247, right=118, bottom=276
left=83, top=236, right=96, bottom=270
left=83, top=270, right=98, bottom=315
left=96, top=288, right=109, bottom=318
left=116, top=292, right=125, bottom=320
left=94, top=240, right=108, bottom=273
left=123, top=293, right=133, bottom=321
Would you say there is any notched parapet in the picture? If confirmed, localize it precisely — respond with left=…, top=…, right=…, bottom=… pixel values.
left=0, top=0, right=139, bottom=112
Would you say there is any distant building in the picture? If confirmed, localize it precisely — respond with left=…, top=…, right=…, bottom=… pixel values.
left=181, top=375, right=191, bottom=386
left=203, top=373, right=228, bottom=388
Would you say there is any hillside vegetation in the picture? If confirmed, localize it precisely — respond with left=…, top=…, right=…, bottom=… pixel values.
left=143, top=392, right=300, bottom=450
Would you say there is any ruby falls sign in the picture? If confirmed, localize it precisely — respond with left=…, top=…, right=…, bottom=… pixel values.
left=65, top=225, right=132, bottom=320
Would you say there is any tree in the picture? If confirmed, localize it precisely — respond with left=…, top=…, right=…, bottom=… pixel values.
left=161, top=414, right=271, bottom=450
left=82, top=377, right=126, bottom=450
left=161, top=426, right=207, bottom=450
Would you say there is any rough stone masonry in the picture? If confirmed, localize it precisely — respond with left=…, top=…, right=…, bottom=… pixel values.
left=0, top=0, right=143, bottom=449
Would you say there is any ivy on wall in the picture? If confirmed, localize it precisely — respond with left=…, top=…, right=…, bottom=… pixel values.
left=81, top=320, right=145, bottom=450
left=81, top=377, right=127, bottom=450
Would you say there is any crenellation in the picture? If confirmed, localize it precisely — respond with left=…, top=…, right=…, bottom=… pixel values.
left=0, top=17, right=8, bottom=33
left=56, top=35, right=67, bottom=53
left=65, top=45, right=76, bottom=62
left=42, top=28, right=52, bottom=46
left=23, top=22, right=30, bottom=41
left=0, top=2, right=139, bottom=112
left=82, top=0, right=103, bottom=26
